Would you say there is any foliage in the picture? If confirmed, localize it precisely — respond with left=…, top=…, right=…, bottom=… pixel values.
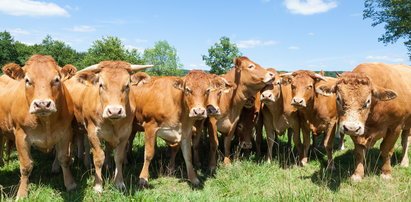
left=364, top=0, right=411, bottom=59
left=202, top=36, right=242, bottom=75
left=0, top=31, right=18, bottom=68
left=143, top=40, right=184, bottom=76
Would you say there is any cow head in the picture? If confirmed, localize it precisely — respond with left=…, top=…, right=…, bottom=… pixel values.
left=233, top=57, right=275, bottom=96
left=206, top=74, right=235, bottom=116
left=2, top=55, right=77, bottom=116
left=173, top=70, right=213, bottom=119
left=316, top=72, right=397, bottom=136
left=280, top=70, right=326, bottom=109
left=260, top=68, right=282, bottom=104
left=77, top=61, right=152, bottom=120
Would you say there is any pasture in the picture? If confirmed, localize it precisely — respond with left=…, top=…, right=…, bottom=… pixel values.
left=1, top=132, right=410, bottom=201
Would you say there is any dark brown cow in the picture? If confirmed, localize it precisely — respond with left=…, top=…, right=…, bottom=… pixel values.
left=203, top=57, right=275, bottom=168
left=234, top=95, right=261, bottom=150
left=131, top=70, right=215, bottom=187
left=316, top=63, right=411, bottom=181
left=258, top=68, right=300, bottom=162
left=65, top=61, right=152, bottom=192
left=281, top=70, right=337, bottom=168
left=0, top=55, right=77, bottom=198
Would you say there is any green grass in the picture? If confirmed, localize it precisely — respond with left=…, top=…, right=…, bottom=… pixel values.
left=1, top=132, right=411, bottom=201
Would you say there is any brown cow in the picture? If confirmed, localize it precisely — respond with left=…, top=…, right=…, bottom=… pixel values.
left=234, top=95, right=261, bottom=150
left=0, top=55, right=77, bottom=198
left=316, top=63, right=411, bottom=181
left=131, top=70, right=215, bottom=187
left=258, top=68, right=300, bottom=162
left=66, top=61, right=152, bottom=192
left=203, top=57, right=275, bottom=168
left=281, top=70, right=337, bottom=168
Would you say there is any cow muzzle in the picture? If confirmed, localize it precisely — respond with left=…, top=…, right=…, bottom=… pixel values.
left=189, top=107, right=207, bottom=119
left=206, top=105, right=221, bottom=117
left=240, top=141, right=252, bottom=150
left=263, top=71, right=275, bottom=84
left=291, top=97, right=306, bottom=108
left=260, top=92, right=275, bottom=103
left=103, top=105, right=126, bottom=120
left=340, top=121, right=364, bottom=136
left=29, top=99, right=57, bottom=116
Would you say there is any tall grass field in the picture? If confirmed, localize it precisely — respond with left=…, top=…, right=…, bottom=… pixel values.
left=1, top=131, right=410, bottom=201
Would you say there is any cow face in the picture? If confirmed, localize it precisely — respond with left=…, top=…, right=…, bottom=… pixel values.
left=316, top=72, right=397, bottom=136
left=281, top=70, right=326, bottom=109
left=234, top=57, right=274, bottom=92
left=206, top=74, right=235, bottom=116
left=77, top=61, right=151, bottom=120
left=173, top=70, right=212, bottom=119
left=260, top=69, right=281, bottom=104
left=2, top=55, right=77, bottom=116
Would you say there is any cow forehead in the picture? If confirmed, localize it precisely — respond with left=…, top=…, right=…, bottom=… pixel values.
left=184, top=71, right=210, bottom=89
left=292, top=74, right=314, bottom=86
left=25, top=60, right=59, bottom=80
left=99, top=67, right=130, bottom=84
left=337, top=83, right=371, bottom=103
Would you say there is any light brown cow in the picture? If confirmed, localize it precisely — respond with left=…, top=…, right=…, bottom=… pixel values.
left=0, top=55, right=77, bottom=198
left=204, top=57, right=275, bottom=168
left=316, top=63, right=411, bottom=181
left=258, top=68, right=300, bottom=162
left=281, top=70, right=337, bottom=168
left=131, top=70, right=215, bottom=187
left=66, top=61, right=152, bottom=192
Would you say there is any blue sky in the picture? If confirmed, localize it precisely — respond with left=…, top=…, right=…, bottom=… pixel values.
left=0, top=0, right=408, bottom=71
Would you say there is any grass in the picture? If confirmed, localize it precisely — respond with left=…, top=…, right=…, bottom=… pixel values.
left=1, top=132, right=411, bottom=201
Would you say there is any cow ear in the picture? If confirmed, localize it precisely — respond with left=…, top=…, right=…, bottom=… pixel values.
left=372, top=86, right=397, bottom=101
left=77, top=71, right=99, bottom=86
left=131, top=72, right=151, bottom=86
left=233, top=57, right=241, bottom=68
left=2, top=63, right=25, bottom=80
left=60, top=64, right=77, bottom=80
left=172, top=78, right=184, bottom=90
left=316, top=84, right=336, bottom=97
left=279, top=73, right=292, bottom=84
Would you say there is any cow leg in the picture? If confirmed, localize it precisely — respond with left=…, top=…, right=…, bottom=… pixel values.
left=87, top=124, right=105, bottom=193
left=255, top=114, right=264, bottom=157
left=51, top=150, right=61, bottom=173
left=287, top=128, right=293, bottom=148
left=55, top=131, right=77, bottom=192
left=181, top=126, right=200, bottom=186
left=380, top=127, right=401, bottom=180
left=15, top=129, right=33, bottom=199
left=265, top=123, right=275, bottom=163
left=104, top=144, right=114, bottom=171
left=74, top=132, right=84, bottom=161
left=6, top=139, right=13, bottom=162
left=323, top=124, right=336, bottom=170
left=208, top=118, right=218, bottom=171
left=351, top=139, right=366, bottom=182
left=300, top=125, right=311, bottom=166
left=192, top=123, right=203, bottom=168
left=400, top=129, right=410, bottom=167
left=337, top=132, right=345, bottom=151
left=138, top=122, right=157, bottom=188
left=0, top=134, right=4, bottom=166
left=113, top=137, right=128, bottom=190
left=83, top=134, right=92, bottom=169
left=167, top=143, right=180, bottom=174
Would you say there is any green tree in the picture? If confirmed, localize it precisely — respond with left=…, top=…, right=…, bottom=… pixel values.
left=81, top=36, right=144, bottom=69
left=14, top=41, right=36, bottom=66
left=34, top=35, right=82, bottom=67
left=202, top=36, right=242, bottom=75
left=143, top=40, right=183, bottom=76
left=364, top=0, right=411, bottom=59
left=0, top=31, right=18, bottom=67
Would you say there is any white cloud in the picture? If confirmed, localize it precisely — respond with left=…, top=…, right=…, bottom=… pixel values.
left=68, top=25, right=96, bottom=32
left=124, top=45, right=145, bottom=54
left=65, top=5, right=79, bottom=11
left=135, top=39, right=148, bottom=43
left=288, top=46, right=300, bottom=50
left=187, top=63, right=208, bottom=70
left=308, top=32, right=315, bottom=36
left=365, top=56, right=405, bottom=63
left=0, top=0, right=69, bottom=17
left=284, top=0, right=337, bottom=15
left=8, top=28, right=30, bottom=35
left=236, top=39, right=278, bottom=49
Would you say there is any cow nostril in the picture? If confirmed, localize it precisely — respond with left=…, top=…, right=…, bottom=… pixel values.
left=355, top=126, right=361, bottom=132
left=268, top=94, right=272, bottom=98
left=107, top=108, right=112, bottom=115
left=118, top=108, right=122, bottom=115
left=46, top=101, right=51, bottom=108
left=34, top=102, right=40, bottom=108
left=343, top=125, right=348, bottom=132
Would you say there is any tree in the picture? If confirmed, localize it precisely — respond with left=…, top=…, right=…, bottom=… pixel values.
left=202, top=36, right=242, bottom=75
left=0, top=31, right=18, bottom=67
left=143, top=40, right=183, bottom=76
left=81, top=36, right=144, bottom=69
left=34, top=35, right=82, bottom=67
left=364, top=0, right=411, bottom=59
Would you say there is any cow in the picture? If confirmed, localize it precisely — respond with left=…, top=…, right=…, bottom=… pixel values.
left=234, top=95, right=261, bottom=151
left=201, top=57, right=275, bottom=168
left=281, top=70, right=338, bottom=168
left=0, top=55, right=77, bottom=198
left=131, top=70, right=216, bottom=188
left=258, top=68, right=300, bottom=162
left=316, top=63, right=411, bottom=181
left=65, top=61, right=152, bottom=193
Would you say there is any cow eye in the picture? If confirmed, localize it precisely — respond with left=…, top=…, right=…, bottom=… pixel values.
left=185, top=87, right=192, bottom=94
left=363, top=98, right=371, bottom=108
left=205, top=88, right=211, bottom=95
left=25, top=78, right=32, bottom=86
left=52, top=77, right=60, bottom=86
left=307, top=84, right=313, bottom=89
left=291, top=85, right=296, bottom=90
left=124, top=84, right=130, bottom=91
left=99, top=83, right=104, bottom=90
left=248, top=64, right=255, bottom=69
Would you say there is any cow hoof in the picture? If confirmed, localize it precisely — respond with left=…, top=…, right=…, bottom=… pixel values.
left=116, top=182, right=126, bottom=190
left=138, top=178, right=149, bottom=189
left=400, top=160, right=409, bottom=168
left=299, top=161, right=307, bottom=167
left=350, top=174, right=363, bottom=182
left=191, top=178, right=201, bottom=187
left=381, top=173, right=392, bottom=180
left=51, top=165, right=61, bottom=174
left=66, top=183, right=77, bottom=191
left=16, top=191, right=28, bottom=200
left=223, top=158, right=231, bottom=167
left=93, top=185, right=103, bottom=193
left=208, top=166, right=216, bottom=174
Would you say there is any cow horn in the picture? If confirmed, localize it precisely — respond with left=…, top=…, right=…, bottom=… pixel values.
left=130, top=65, right=154, bottom=71
left=279, top=72, right=292, bottom=77
left=335, top=71, right=341, bottom=77
left=314, top=73, right=327, bottom=81
left=78, top=64, right=99, bottom=72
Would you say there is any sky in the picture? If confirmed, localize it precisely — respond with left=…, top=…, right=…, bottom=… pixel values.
left=0, top=0, right=409, bottom=71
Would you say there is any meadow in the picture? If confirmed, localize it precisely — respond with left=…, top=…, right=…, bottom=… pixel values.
left=1, top=132, right=410, bottom=201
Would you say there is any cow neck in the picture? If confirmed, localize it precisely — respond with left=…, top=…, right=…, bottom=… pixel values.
left=299, top=97, right=316, bottom=122
left=221, top=69, right=248, bottom=115
left=267, top=89, right=284, bottom=118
